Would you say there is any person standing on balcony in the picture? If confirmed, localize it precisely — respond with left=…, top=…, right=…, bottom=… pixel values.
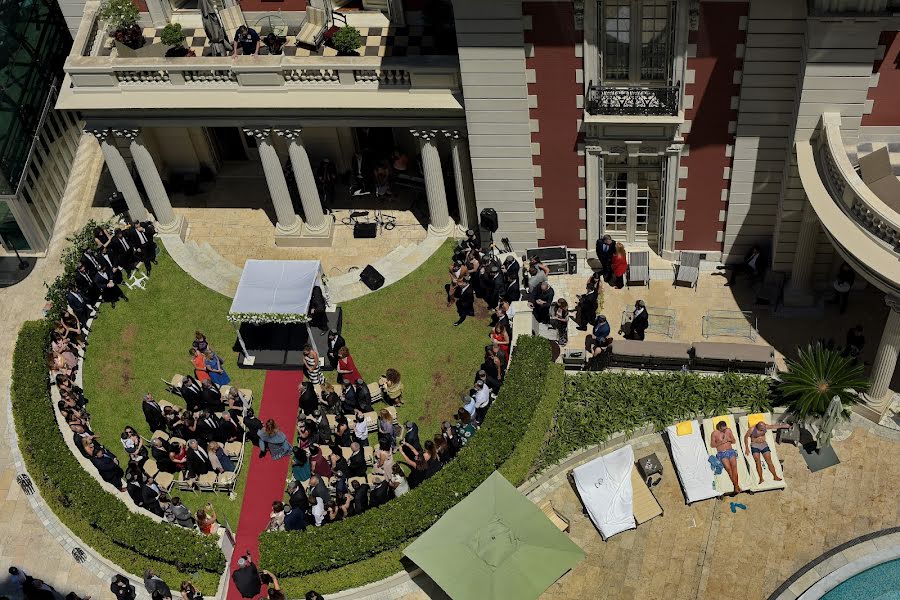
left=233, top=25, right=260, bottom=56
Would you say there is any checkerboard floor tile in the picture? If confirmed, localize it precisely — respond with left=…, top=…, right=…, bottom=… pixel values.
left=102, top=24, right=442, bottom=59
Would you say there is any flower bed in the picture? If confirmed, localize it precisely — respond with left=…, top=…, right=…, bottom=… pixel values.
left=538, top=371, right=773, bottom=469
left=259, top=335, right=553, bottom=576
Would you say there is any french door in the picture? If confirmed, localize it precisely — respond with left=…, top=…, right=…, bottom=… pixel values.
left=601, top=157, right=663, bottom=251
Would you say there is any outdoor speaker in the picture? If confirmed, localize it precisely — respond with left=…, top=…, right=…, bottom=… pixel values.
left=359, top=265, right=385, bottom=291
left=567, top=252, right=578, bottom=275
left=480, top=208, right=499, bottom=233
left=353, top=222, right=378, bottom=238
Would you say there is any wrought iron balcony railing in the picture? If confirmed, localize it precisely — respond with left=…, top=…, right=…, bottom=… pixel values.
left=585, top=82, right=680, bottom=117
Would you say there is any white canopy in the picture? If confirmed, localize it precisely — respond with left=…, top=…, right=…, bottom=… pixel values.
left=229, top=259, right=322, bottom=321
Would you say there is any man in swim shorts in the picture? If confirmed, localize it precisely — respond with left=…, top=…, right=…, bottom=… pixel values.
left=711, top=420, right=741, bottom=493
left=744, top=420, right=789, bottom=484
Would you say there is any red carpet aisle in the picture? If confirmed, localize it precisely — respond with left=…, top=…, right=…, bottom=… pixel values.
left=226, top=370, right=302, bottom=600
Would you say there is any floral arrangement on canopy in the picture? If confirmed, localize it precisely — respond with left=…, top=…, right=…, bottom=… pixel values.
left=227, top=312, right=309, bottom=325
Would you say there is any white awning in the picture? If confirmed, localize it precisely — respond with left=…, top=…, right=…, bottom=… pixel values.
left=229, top=259, right=322, bottom=320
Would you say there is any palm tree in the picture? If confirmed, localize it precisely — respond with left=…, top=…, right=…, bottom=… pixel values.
left=778, top=344, right=869, bottom=419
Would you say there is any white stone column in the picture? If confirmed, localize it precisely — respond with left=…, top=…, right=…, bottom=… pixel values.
left=243, top=128, right=303, bottom=243
left=114, top=128, right=187, bottom=239
left=784, top=200, right=819, bottom=306
left=444, top=129, right=477, bottom=232
left=89, top=128, right=149, bottom=222
left=411, top=128, right=454, bottom=236
left=276, top=128, right=331, bottom=238
left=862, top=295, right=900, bottom=421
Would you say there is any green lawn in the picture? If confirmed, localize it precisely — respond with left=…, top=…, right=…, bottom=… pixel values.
left=82, top=239, right=487, bottom=529
left=82, top=245, right=265, bottom=529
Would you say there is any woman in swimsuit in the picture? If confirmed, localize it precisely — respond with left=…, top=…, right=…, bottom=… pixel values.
left=744, top=420, right=789, bottom=484
left=711, top=420, right=741, bottom=493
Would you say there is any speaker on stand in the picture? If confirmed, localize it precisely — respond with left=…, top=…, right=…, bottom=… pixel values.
left=480, top=208, right=499, bottom=257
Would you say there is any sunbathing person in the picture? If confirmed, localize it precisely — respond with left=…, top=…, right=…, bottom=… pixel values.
left=744, top=420, right=789, bottom=484
left=711, top=420, right=741, bottom=493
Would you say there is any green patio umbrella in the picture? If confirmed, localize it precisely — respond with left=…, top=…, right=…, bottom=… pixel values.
left=403, top=471, right=585, bottom=600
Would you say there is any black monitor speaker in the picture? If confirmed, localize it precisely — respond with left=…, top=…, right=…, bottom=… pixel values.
left=480, top=208, right=499, bottom=233
left=359, top=265, right=385, bottom=290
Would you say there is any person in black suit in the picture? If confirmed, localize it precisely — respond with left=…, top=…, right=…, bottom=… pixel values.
left=622, top=300, right=649, bottom=341
left=196, top=411, right=224, bottom=444
left=596, top=234, right=616, bottom=283
left=66, top=286, right=92, bottom=325
left=141, top=476, right=164, bottom=516
left=186, top=439, right=213, bottom=475
left=308, top=285, right=328, bottom=332
left=299, top=381, right=318, bottom=416
left=180, top=376, right=203, bottom=412
left=501, top=255, right=520, bottom=289
left=530, top=281, right=555, bottom=324
left=92, top=264, right=126, bottom=306
left=81, top=248, right=103, bottom=274
left=151, top=438, right=175, bottom=473
left=244, top=408, right=263, bottom=447
left=502, top=273, right=521, bottom=302
left=91, top=447, right=125, bottom=490
left=485, top=265, right=504, bottom=310
left=341, top=384, right=358, bottom=415
left=350, top=480, right=370, bottom=515
left=141, top=394, right=167, bottom=433
left=110, top=229, right=135, bottom=274
left=200, top=379, right=224, bottom=412
left=453, top=276, right=475, bottom=326
left=219, top=412, right=244, bottom=442
left=74, top=263, right=101, bottom=303
left=353, top=379, right=373, bottom=412
left=98, top=246, right=124, bottom=285
left=326, top=330, right=345, bottom=369
left=126, top=222, right=155, bottom=275
left=347, top=442, right=367, bottom=478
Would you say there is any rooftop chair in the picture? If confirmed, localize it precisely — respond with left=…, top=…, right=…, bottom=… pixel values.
left=674, top=251, right=701, bottom=291
left=297, top=6, right=328, bottom=49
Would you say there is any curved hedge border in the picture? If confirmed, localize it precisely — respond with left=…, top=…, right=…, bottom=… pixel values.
left=260, top=335, right=553, bottom=576
left=13, top=320, right=226, bottom=577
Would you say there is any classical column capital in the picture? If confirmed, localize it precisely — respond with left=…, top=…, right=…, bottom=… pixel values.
left=410, top=128, right=440, bottom=142
left=442, top=129, right=467, bottom=140
left=86, top=128, right=111, bottom=141
left=274, top=128, right=304, bottom=141
left=885, top=295, right=900, bottom=313
left=243, top=127, right=273, bottom=141
left=112, top=128, right=141, bottom=141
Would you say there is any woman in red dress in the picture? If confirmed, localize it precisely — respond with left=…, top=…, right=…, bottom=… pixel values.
left=189, top=348, right=210, bottom=383
left=490, top=323, right=510, bottom=359
left=336, top=346, right=363, bottom=385
left=611, top=242, right=628, bottom=289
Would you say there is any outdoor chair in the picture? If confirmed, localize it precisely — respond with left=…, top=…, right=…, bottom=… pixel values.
left=674, top=251, right=701, bottom=291
left=219, top=5, right=247, bottom=39
left=627, top=250, right=650, bottom=288
left=540, top=500, right=570, bottom=533
left=296, top=7, right=328, bottom=49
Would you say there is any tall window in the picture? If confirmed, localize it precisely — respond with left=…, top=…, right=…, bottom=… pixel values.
left=601, top=0, right=673, bottom=83
left=600, top=155, right=664, bottom=251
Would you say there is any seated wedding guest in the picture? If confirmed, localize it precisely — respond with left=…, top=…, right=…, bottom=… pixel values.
left=291, top=447, right=311, bottom=482
left=200, top=379, right=225, bottom=411
left=169, top=440, right=188, bottom=471
left=334, top=416, right=352, bottom=448
left=125, top=464, right=145, bottom=506
left=170, top=497, right=195, bottom=528
left=258, top=419, right=292, bottom=460
left=326, top=330, right=345, bottom=369
left=327, top=447, right=349, bottom=477
left=186, top=439, right=213, bottom=475
left=196, top=410, right=223, bottom=445
left=121, top=426, right=148, bottom=465
left=208, top=441, right=235, bottom=473
left=141, top=475, right=164, bottom=516
left=347, top=442, right=367, bottom=478
left=389, top=464, right=409, bottom=497
left=369, top=477, right=392, bottom=507
left=371, top=444, right=394, bottom=480
left=353, top=378, right=373, bottom=412
left=196, top=506, right=218, bottom=535
left=190, top=348, right=210, bottom=383
left=91, top=447, right=125, bottom=491
left=296, top=419, right=315, bottom=450
left=226, top=387, right=247, bottom=419
left=308, top=445, right=333, bottom=479
left=180, top=581, right=202, bottom=600
left=307, top=473, right=329, bottom=506
left=284, top=503, right=306, bottom=531
left=220, top=412, right=243, bottom=442
left=320, top=382, right=341, bottom=414
left=266, top=501, right=286, bottom=532
left=151, top=437, right=175, bottom=473
left=180, top=376, right=203, bottom=412
left=379, top=368, right=404, bottom=406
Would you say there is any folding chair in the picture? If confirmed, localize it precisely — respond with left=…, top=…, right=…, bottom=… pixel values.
left=627, top=250, right=650, bottom=288
left=674, top=251, right=701, bottom=291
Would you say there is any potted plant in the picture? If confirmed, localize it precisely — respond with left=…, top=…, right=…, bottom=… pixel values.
left=161, top=23, right=195, bottom=57
left=777, top=344, right=868, bottom=420
left=332, top=25, right=362, bottom=56
left=98, top=0, right=144, bottom=50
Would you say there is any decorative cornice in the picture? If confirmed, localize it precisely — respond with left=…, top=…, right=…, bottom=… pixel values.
left=85, top=128, right=110, bottom=141
left=112, top=128, right=140, bottom=141
left=885, top=295, right=900, bottom=313
left=442, top=129, right=466, bottom=140
left=243, top=127, right=273, bottom=141
left=274, top=128, right=303, bottom=141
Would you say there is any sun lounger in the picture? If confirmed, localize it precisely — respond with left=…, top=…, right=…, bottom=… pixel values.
left=701, top=415, right=752, bottom=495
left=737, top=412, right=786, bottom=493
left=629, top=467, right=663, bottom=524
left=571, top=445, right=637, bottom=540
left=666, top=420, right=723, bottom=504
left=540, top=500, right=571, bottom=532
left=674, top=251, right=701, bottom=291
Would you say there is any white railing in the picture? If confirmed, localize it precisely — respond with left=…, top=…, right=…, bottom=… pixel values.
left=815, top=112, right=900, bottom=253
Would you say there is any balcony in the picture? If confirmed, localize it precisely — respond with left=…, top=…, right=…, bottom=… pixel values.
left=585, top=82, right=680, bottom=117
left=57, top=2, right=462, bottom=115
left=799, top=112, right=900, bottom=295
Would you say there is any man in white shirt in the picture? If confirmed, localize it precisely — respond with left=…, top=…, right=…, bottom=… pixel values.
left=473, top=380, right=492, bottom=424
left=353, top=412, right=369, bottom=447
left=311, top=496, right=326, bottom=526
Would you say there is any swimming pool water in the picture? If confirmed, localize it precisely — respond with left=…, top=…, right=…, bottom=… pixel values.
left=821, top=558, right=900, bottom=600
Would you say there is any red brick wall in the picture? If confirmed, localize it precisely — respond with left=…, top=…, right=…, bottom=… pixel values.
left=523, top=2, right=585, bottom=249
left=677, top=2, right=747, bottom=251
left=862, top=31, right=900, bottom=126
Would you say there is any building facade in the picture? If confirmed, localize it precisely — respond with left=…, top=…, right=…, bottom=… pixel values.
left=58, top=0, right=900, bottom=419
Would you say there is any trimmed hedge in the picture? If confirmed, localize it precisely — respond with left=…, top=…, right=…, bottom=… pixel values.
left=260, top=335, right=553, bottom=576
left=538, top=371, right=773, bottom=468
left=499, top=362, right=565, bottom=486
left=12, top=320, right=225, bottom=577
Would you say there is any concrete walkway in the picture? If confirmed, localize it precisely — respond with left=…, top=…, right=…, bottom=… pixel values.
left=0, top=136, right=119, bottom=600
